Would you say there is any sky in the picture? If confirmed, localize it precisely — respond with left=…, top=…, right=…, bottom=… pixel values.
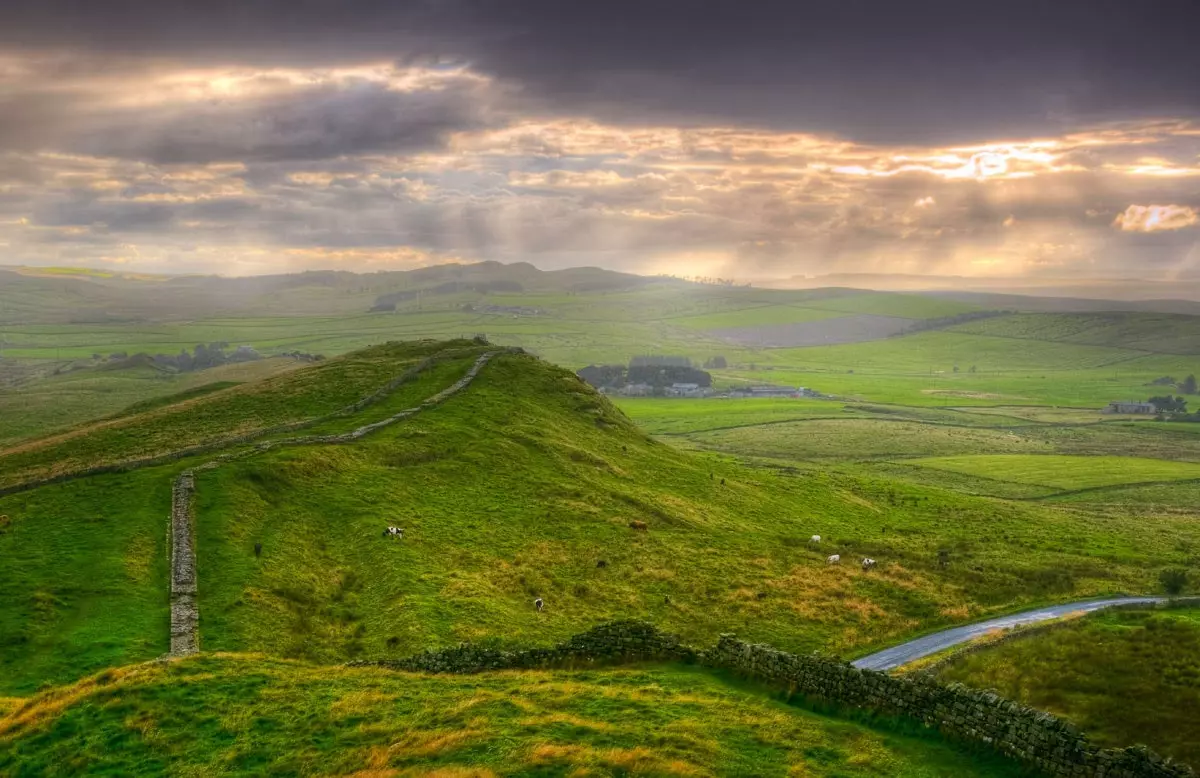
left=0, top=0, right=1198, bottom=281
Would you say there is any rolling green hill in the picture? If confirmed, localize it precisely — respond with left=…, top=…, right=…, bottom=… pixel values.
left=3, top=340, right=1198, bottom=700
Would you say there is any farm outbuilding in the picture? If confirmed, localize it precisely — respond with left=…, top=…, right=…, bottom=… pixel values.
left=1104, top=401, right=1157, bottom=414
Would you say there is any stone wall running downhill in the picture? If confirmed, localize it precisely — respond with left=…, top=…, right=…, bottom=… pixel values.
left=163, top=350, right=507, bottom=658
left=349, top=621, right=1195, bottom=778
left=0, top=344, right=500, bottom=498
left=168, top=470, right=198, bottom=656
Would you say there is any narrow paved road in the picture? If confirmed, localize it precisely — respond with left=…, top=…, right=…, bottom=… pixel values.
left=851, top=596, right=1167, bottom=672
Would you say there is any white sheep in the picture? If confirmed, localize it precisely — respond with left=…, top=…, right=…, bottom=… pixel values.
left=826, top=554, right=841, bottom=565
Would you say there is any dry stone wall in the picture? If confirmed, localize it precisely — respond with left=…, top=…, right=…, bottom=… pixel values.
left=0, top=345, right=493, bottom=498
left=352, top=621, right=1194, bottom=778
left=349, top=620, right=693, bottom=673
left=168, top=471, right=198, bottom=656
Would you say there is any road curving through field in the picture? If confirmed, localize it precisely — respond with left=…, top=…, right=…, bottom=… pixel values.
left=851, top=596, right=1169, bottom=671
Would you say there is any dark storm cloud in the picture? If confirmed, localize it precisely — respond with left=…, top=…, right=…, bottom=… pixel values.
left=81, top=79, right=496, bottom=164
left=1, top=1, right=1198, bottom=144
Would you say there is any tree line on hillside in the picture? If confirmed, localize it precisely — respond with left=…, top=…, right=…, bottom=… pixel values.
left=577, top=355, right=715, bottom=390
left=100, top=343, right=268, bottom=374
left=1147, top=374, right=1197, bottom=394
left=902, top=309, right=1014, bottom=333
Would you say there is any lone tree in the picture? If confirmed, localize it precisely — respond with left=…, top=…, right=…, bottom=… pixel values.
left=1160, top=568, right=1188, bottom=595
left=1182, top=374, right=1198, bottom=395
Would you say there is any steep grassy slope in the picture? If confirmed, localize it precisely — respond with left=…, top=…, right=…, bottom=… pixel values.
left=0, top=657, right=1023, bottom=778
left=0, top=467, right=173, bottom=694
left=935, top=605, right=1200, bottom=768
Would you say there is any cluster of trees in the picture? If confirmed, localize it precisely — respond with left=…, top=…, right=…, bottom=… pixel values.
left=106, top=343, right=264, bottom=374
left=1147, top=375, right=1198, bottom=394
left=1149, top=395, right=1189, bottom=413
left=576, top=362, right=712, bottom=389
left=703, top=356, right=728, bottom=369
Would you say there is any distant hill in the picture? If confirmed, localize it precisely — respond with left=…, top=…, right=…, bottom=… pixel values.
left=0, top=262, right=675, bottom=324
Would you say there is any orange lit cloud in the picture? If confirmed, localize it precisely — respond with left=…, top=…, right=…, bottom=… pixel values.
left=1113, top=204, right=1199, bottom=233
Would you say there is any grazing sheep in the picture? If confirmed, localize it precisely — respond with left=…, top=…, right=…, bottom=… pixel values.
left=629, top=520, right=648, bottom=531
left=826, top=554, right=841, bottom=565
left=534, top=597, right=544, bottom=612
left=861, top=558, right=877, bottom=571
left=383, top=526, right=404, bottom=538
left=809, top=534, right=821, bottom=545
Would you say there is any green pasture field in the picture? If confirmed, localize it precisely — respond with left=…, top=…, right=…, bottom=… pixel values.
left=666, top=304, right=843, bottom=329
left=951, top=312, right=1200, bottom=355
left=614, top=397, right=850, bottom=434
left=689, top=419, right=1054, bottom=461
left=935, top=604, right=1200, bottom=767
left=0, top=657, right=1024, bottom=778
left=907, top=454, right=1200, bottom=491
left=795, top=292, right=980, bottom=320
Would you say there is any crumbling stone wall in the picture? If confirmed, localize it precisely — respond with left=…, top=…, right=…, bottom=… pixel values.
left=351, top=621, right=1194, bottom=778
left=168, top=471, right=198, bottom=656
left=0, top=344, right=508, bottom=498
left=348, top=620, right=695, bottom=673
left=168, top=350, right=508, bottom=655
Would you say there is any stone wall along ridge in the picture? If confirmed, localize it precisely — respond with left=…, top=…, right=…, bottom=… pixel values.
left=163, top=349, right=508, bottom=658
left=0, top=345, right=506, bottom=498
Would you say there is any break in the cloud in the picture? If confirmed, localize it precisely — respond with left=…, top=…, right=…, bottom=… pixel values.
left=0, top=1, right=1197, bottom=280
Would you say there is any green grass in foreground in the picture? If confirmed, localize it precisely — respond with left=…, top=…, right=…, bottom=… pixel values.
left=936, top=605, right=1200, bottom=768
left=0, top=656, right=1023, bottom=777
left=0, top=467, right=172, bottom=695
left=907, top=454, right=1200, bottom=490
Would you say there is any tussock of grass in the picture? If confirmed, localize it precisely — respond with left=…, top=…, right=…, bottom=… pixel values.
left=0, top=655, right=1024, bottom=777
